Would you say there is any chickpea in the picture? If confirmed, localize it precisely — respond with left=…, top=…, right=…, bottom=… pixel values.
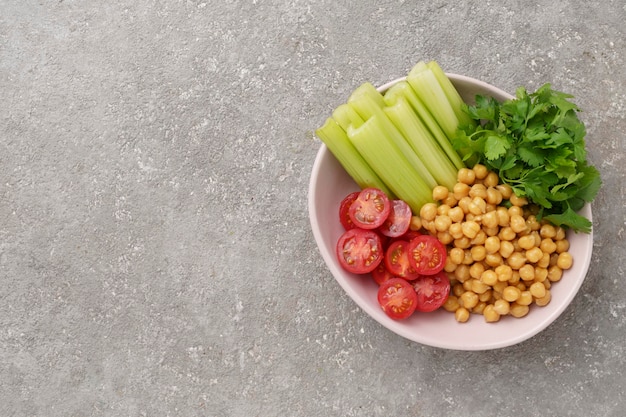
left=483, top=171, right=499, bottom=187
left=526, top=215, right=541, bottom=231
left=454, top=264, right=471, bottom=282
left=509, top=194, right=528, bottom=207
left=434, top=215, right=452, bottom=232
left=468, top=198, right=486, bottom=216
left=457, top=196, right=472, bottom=213
left=437, top=231, right=454, bottom=245
left=469, top=183, right=488, bottom=199
left=535, top=290, right=552, bottom=307
left=508, top=205, right=524, bottom=218
left=510, top=303, right=530, bottom=318
left=510, top=214, right=528, bottom=234
left=470, top=245, right=487, bottom=263
left=539, top=238, right=557, bottom=254
left=478, top=289, right=493, bottom=302
left=472, top=163, right=488, bottom=180
left=483, top=304, right=501, bottom=322
left=452, top=283, right=465, bottom=297
left=449, top=222, right=464, bottom=239
left=482, top=211, right=499, bottom=229
left=453, top=182, right=471, bottom=200
left=519, top=264, right=535, bottom=281
left=502, top=286, right=522, bottom=302
left=472, top=302, right=487, bottom=314
left=556, top=239, right=570, bottom=254
left=437, top=204, right=451, bottom=216
left=457, top=168, right=476, bottom=185
left=471, top=230, right=487, bottom=246
left=557, top=252, right=573, bottom=270
left=484, top=236, right=501, bottom=254
left=481, top=269, right=498, bottom=286
left=420, top=203, right=438, bottom=221
left=496, top=183, right=513, bottom=199
left=444, top=256, right=457, bottom=273
left=540, top=223, right=557, bottom=239
left=499, top=241, right=515, bottom=259
left=486, top=187, right=503, bottom=205
left=443, top=295, right=460, bottom=312
left=517, top=290, right=533, bottom=306
left=460, top=291, right=479, bottom=309
left=507, top=252, right=527, bottom=270
left=449, top=247, right=465, bottom=265
left=493, top=299, right=511, bottom=315
left=471, top=279, right=491, bottom=295
left=469, top=262, right=485, bottom=279
left=495, top=264, right=513, bottom=282
left=518, top=234, right=536, bottom=250
left=443, top=194, right=458, bottom=208
left=529, top=281, right=547, bottom=299
left=432, top=185, right=449, bottom=201
left=526, top=247, right=544, bottom=264
left=496, top=207, right=510, bottom=227
left=555, top=227, right=566, bottom=241
left=448, top=206, right=465, bottom=223
left=410, top=216, right=422, bottom=231
left=454, top=237, right=471, bottom=249
left=547, top=265, right=563, bottom=282
left=537, top=252, right=551, bottom=269
left=455, top=307, right=470, bottom=323
left=485, top=253, right=504, bottom=268
left=534, top=267, right=548, bottom=282
left=462, top=221, right=481, bottom=239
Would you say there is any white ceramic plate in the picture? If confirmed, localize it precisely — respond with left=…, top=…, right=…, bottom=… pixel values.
left=308, top=74, right=593, bottom=350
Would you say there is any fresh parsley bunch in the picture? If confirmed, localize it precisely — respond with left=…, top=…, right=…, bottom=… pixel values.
left=453, top=84, right=601, bottom=233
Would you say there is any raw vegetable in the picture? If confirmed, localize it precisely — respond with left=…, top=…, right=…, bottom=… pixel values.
left=335, top=228, right=384, bottom=274
left=377, top=278, right=419, bottom=320
left=348, top=188, right=391, bottom=230
left=407, top=235, right=447, bottom=276
left=411, top=271, right=451, bottom=313
left=378, top=199, right=412, bottom=238
left=384, top=240, right=421, bottom=280
left=453, top=84, right=601, bottom=233
left=315, top=60, right=466, bottom=214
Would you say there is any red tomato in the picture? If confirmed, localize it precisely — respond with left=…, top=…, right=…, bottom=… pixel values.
left=399, top=229, right=422, bottom=242
left=377, top=278, right=418, bottom=320
left=335, top=228, right=383, bottom=274
left=371, top=261, right=395, bottom=285
left=338, top=191, right=360, bottom=230
left=411, top=271, right=451, bottom=312
left=407, top=235, right=447, bottom=276
left=348, top=188, right=390, bottom=230
left=378, top=199, right=412, bottom=237
left=384, top=240, right=421, bottom=280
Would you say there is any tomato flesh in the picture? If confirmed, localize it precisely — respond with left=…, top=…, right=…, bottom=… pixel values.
left=407, top=235, right=447, bottom=276
left=378, top=199, right=412, bottom=237
left=371, top=261, right=395, bottom=285
left=377, top=278, right=418, bottom=320
left=338, top=191, right=360, bottom=230
left=336, top=228, right=383, bottom=274
left=348, top=188, right=390, bottom=230
left=384, top=240, right=421, bottom=280
left=411, top=271, right=451, bottom=312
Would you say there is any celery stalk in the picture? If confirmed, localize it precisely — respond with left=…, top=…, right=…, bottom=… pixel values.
left=407, top=62, right=460, bottom=140
left=347, top=115, right=434, bottom=213
left=347, top=90, right=438, bottom=190
left=426, top=61, right=474, bottom=128
left=315, top=117, right=394, bottom=197
left=385, top=80, right=465, bottom=171
left=383, top=94, right=458, bottom=190
left=332, top=103, right=363, bottom=131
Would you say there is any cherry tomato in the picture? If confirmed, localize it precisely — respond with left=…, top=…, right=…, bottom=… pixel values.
left=348, top=188, right=390, bottom=230
left=371, top=260, right=395, bottom=285
left=377, top=278, right=418, bottom=320
left=338, top=191, right=360, bottom=230
left=384, top=240, right=421, bottom=280
left=407, top=235, right=447, bottom=276
left=335, top=228, right=383, bottom=274
left=378, top=199, right=412, bottom=237
left=399, top=229, right=422, bottom=242
left=411, top=271, right=451, bottom=312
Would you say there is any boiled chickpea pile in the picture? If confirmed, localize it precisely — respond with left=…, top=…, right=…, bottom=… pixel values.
left=410, top=164, right=573, bottom=323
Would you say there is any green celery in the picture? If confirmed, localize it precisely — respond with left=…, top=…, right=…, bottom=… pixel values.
left=426, top=60, right=474, bottom=128
left=385, top=80, right=465, bottom=171
left=347, top=115, right=434, bottom=213
left=315, top=117, right=395, bottom=197
left=407, top=62, right=461, bottom=140
left=347, top=87, right=438, bottom=190
left=383, top=94, right=458, bottom=190
left=332, top=103, right=363, bottom=131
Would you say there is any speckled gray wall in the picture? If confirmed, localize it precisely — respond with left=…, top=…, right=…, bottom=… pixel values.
left=1, top=1, right=624, bottom=416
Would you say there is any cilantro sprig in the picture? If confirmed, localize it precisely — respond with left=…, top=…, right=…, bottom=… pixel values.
left=452, top=84, right=601, bottom=233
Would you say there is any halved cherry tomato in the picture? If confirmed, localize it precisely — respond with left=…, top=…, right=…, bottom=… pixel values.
left=384, top=240, right=421, bottom=280
left=411, top=271, right=451, bottom=312
left=371, top=260, right=395, bottom=285
left=338, top=191, right=360, bottom=230
left=336, top=228, right=383, bottom=274
left=377, top=278, right=418, bottom=320
left=399, top=229, right=422, bottom=242
left=348, top=188, right=390, bottom=230
left=378, top=199, right=412, bottom=237
left=407, top=235, right=447, bottom=276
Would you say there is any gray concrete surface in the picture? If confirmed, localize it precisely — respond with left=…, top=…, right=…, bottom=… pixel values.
left=1, top=1, right=624, bottom=416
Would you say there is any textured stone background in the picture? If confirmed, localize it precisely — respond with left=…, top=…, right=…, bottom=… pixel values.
left=1, top=1, right=624, bottom=416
